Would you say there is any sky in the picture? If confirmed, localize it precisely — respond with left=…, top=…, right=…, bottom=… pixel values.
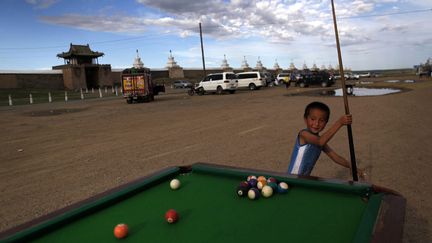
left=0, top=0, right=431, bottom=71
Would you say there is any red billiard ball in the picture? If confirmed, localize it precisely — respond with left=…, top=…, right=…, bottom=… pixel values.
left=113, top=223, right=129, bottom=239
left=267, top=177, right=278, bottom=184
left=165, top=209, right=179, bottom=223
left=239, top=181, right=250, bottom=189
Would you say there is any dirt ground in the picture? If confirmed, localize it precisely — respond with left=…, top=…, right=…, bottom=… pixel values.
left=0, top=75, right=431, bottom=242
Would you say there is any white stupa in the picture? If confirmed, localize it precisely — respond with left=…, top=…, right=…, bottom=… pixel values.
left=328, top=64, right=334, bottom=71
left=241, top=56, right=250, bottom=69
left=273, top=59, right=280, bottom=70
left=312, top=63, right=318, bottom=71
left=255, top=56, right=265, bottom=70
left=289, top=62, right=297, bottom=71
left=302, top=62, right=308, bottom=70
left=133, top=49, right=144, bottom=68
left=166, top=50, right=180, bottom=68
left=221, top=54, right=231, bottom=69
left=320, top=64, right=326, bottom=70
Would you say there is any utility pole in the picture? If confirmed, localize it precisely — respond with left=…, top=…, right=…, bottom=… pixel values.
left=199, top=22, right=206, bottom=77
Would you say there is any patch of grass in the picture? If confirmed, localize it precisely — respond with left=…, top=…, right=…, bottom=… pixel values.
left=0, top=88, right=122, bottom=106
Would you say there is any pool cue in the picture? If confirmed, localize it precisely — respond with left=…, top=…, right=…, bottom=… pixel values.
left=330, top=0, right=358, bottom=181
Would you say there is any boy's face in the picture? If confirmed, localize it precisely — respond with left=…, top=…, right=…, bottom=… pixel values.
left=304, top=108, right=328, bottom=134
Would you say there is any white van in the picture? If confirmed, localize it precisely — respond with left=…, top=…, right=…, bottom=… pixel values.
left=196, top=72, right=238, bottom=94
left=236, top=71, right=266, bottom=90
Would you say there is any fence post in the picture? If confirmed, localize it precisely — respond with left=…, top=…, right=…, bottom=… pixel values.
left=99, top=88, right=103, bottom=98
left=115, top=86, right=118, bottom=96
left=29, top=93, right=33, bottom=104
left=48, top=92, right=52, bottom=103
left=92, top=88, right=94, bottom=93
left=80, top=88, right=84, bottom=100
left=65, top=91, right=68, bottom=102
left=104, top=86, right=107, bottom=93
left=111, top=86, right=114, bottom=93
left=86, top=87, right=89, bottom=93
left=8, top=94, right=13, bottom=106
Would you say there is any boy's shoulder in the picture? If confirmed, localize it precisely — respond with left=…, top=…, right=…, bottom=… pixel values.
left=299, top=128, right=319, bottom=136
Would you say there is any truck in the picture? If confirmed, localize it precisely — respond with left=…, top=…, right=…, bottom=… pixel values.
left=121, top=68, right=165, bottom=104
left=294, top=71, right=333, bottom=88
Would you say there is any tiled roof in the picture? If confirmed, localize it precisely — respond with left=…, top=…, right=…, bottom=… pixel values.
left=57, top=44, right=104, bottom=58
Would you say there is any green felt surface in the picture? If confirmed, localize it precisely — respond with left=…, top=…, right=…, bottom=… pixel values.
left=26, top=172, right=370, bottom=243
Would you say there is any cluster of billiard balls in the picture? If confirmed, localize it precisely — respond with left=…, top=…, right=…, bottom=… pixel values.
left=113, top=179, right=182, bottom=239
left=236, top=175, right=289, bottom=200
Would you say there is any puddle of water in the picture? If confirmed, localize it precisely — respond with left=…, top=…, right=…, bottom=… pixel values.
left=385, top=80, right=400, bottom=83
left=334, top=87, right=401, bottom=96
left=385, top=79, right=416, bottom=83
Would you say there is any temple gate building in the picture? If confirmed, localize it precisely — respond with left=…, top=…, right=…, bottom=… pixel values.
left=53, top=43, right=112, bottom=90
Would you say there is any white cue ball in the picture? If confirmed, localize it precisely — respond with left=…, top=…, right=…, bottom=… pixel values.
left=261, top=185, right=273, bottom=198
left=170, top=179, right=181, bottom=190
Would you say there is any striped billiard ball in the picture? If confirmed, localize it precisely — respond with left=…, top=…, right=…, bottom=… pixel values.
left=248, top=188, right=260, bottom=200
left=267, top=177, right=278, bottom=184
left=278, top=182, right=289, bottom=193
left=257, top=180, right=267, bottom=190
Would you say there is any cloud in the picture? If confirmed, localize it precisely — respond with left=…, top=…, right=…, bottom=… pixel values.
left=379, top=23, right=409, bottom=32
left=40, top=14, right=148, bottom=33
left=136, top=0, right=222, bottom=15
left=25, top=0, right=59, bottom=9
left=37, top=0, right=431, bottom=64
left=413, top=37, right=432, bottom=47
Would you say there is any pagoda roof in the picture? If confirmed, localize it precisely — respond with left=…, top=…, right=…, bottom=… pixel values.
left=57, top=43, right=104, bottom=59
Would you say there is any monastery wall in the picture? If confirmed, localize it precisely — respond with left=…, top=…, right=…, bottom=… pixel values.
left=0, top=72, right=64, bottom=89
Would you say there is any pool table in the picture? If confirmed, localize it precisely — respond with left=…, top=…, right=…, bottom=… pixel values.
left=0, top=163, right=406, bottom=243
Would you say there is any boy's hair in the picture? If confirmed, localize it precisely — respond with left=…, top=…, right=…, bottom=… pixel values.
left=304, top=101, right=330, bottom=122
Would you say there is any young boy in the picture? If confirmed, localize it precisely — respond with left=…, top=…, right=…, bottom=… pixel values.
left=288, top=101, right=364, bottom=177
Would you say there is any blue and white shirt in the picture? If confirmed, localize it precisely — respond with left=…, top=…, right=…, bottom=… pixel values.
left=288, top=129, right=322, bottom=176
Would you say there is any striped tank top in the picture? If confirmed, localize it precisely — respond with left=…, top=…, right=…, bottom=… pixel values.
left=288, top=130, right=322, bottom=176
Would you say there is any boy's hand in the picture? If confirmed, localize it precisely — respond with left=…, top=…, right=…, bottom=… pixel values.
left=358, top=165, right=373, bottom=182
left=357, top=168, right=367, bottom=180
left=338, top=114, right=352, bottom=126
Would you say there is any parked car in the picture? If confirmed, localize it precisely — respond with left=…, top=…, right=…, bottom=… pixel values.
left=236, top=71, right=266, bottom=90
left=195, top=72, right=238, bottom=94
left=346, top=73, right=359, bottom=80
left=262, top=72, right=274, bottom=86
left=294, top=71, right=334, bottom=88
left=173, top=80, right=193, bottom=89
left=359, top=72, right=371, bottom=78
left=276, top=73, right=291, bottom=84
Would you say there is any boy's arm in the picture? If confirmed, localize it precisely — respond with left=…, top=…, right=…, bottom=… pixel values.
left=300, top=114, right=352, bottom=147
left=323, top=145, right=350, bottom=168
left=323, top=145, right=366, bottom=179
